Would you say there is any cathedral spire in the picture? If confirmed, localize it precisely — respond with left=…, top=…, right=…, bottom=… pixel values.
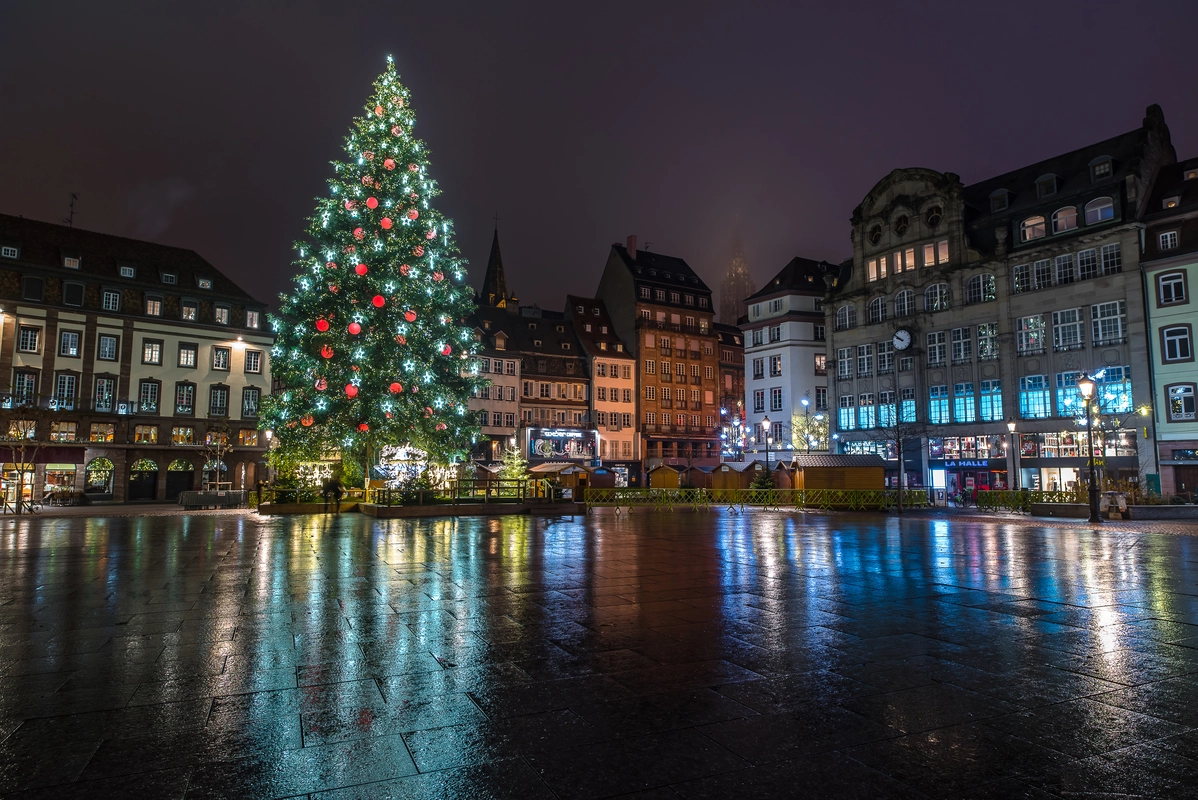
left=719, top=227, right=756, bottom=324
left=481, top=228, right=510, bottom=308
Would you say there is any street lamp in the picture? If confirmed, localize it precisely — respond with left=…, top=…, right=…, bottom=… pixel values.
left=1077, top=373, right=1102, bottom=523
left=801, top=395, right=812, bottom=453
left=761, top=414, right=771, bottom=467
left=1006, top=419, right=1018, bottom=491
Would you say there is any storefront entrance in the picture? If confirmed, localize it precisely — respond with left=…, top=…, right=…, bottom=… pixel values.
left=165, top=459, right=195, bottom=502
left=128, top=458, right=159, bottom=501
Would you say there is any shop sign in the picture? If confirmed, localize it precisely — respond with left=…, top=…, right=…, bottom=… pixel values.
left=946, top=459, right=991, bottom=468
left=528, top=428, right=597, bottom=461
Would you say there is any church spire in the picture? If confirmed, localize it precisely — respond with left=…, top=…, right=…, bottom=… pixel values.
left=719, top=227, right=756, bottom=324
left=481, top=228, right=510, bottom=308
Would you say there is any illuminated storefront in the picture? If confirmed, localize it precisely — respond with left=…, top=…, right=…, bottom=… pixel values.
left=1017, top=429, right=1139, bottom=491
left=525, top=427, right=598, bottom=463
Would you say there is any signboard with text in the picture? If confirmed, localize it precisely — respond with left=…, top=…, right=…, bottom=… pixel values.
left=527, top=428, right=597, bottom=462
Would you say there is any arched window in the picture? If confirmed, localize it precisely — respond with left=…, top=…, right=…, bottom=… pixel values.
left=892, top=215, right=910, bottom=236
left=1085, top=197, right=1114, bottom=224
left=1020, top=216, right=1046, bottom=242
left=924, top=205, right=943, bottom=228
left=868, top=297, right=887, bottom=324
left=868, top=225, right=882, bottom=245
left=84, top=457, right=114, bottom=494
left=835, top=305, right=856, bottom=331
left=894, top=290, right=915, bottom=317
left=924, top=283, right=951, bottom=312
left=966, top=274, right=996, bottom=305
left=130, top=458, right=158, bottom=473
left=167, top=458, right=194, bottom=472
left=1052, top=207, right=1078, bottom=233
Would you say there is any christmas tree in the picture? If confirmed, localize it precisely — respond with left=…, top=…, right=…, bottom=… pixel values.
left=262, top=57, right=482, bottom=479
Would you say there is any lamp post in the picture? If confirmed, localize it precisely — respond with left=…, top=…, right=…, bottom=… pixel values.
left=801, top=396, right=812, bottom=453
left=761, top=414, right=771, bottom=467
left=1006, top=419, right=1018, bottom=491
left=1077, top=373, right=1102, bottom=523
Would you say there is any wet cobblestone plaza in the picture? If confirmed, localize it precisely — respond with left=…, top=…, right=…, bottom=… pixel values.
left=1, top=512, right=1197, bottom=798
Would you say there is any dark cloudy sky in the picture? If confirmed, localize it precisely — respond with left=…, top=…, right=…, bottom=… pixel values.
left=3, top=1, right=1197, bottom=315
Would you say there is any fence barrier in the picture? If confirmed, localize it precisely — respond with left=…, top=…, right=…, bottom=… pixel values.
left=583, top=488, right=931, bottom=514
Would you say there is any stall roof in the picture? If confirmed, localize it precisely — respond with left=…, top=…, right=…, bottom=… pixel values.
left=788, top=454, right=886, bottom=468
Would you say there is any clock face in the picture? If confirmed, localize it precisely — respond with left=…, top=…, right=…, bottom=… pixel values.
left=892, top=329, right=912, bottom=350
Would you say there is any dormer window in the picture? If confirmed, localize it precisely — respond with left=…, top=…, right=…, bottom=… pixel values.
left=533, top=339, right=542, bottom=347
left=561, top=343, right=571, bottom=350
left=1164, top=196, right=1182, bottom=209
left=494, top=334, right=505, bottom=350
left=1020, top=215, right=1047, bottom=242
left=1090, top=157, right=1113, bottom=182
left=1185, top=169, right=1198, bottom=181
left=585, top=323, right=592, bottom=332
left=1036, top=175, right=1058, bottom=198
left=989, top=190, right=1009, bottom=213
left=528, top=322, right=537, bottom=330
left=483, top=320, right=491, bottom=329
left=162, top=273, right=177, bottom=285
left=616, top=343, right=624, bottom=352
left=63, top=256, right=81, bottom=269
left=119, top=265, right=136, bottom=278
left=196, top=277, right=212, bottom=290
left=575, top=305, right=584, bottom=313
left=1085, top=196, right=1115, bottom=224
left=0, top=246, right=17, bottom=259
left=592, top=307, right=600, bottom=315
left=599, top=342, right=607, bottom=351
left=555, top=325, right=564, bottom=333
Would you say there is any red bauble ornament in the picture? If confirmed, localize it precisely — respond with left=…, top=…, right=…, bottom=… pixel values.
left=320, top=344, right=334, bottom=359
left=364, top=151, right=374, bottom=160
left=441, top=345, right=452, bottom=356
left=380, top=217, right=393, bottom=230
left=389, top=382, right=402, bottom=393
left=365, top=197, right=378, bottom=209
left=424, top=406, right=433, bottom=416
left=358, top=422, right=370, bottom=432
left=413, top=245, right=425, bottom=257
left=407, top=209, right=419, bottom=221
left=354, top=263, right=368, bottom=276
left=399, top=264, right=411, bottom=276
left=433, top=271, right=444, bottom=282
left=385, top=412, right=393, bottom=419
left=395, top=335, right=407, bottom=345
left=404, top=310, right=417, bottom=323
left=371, top=295, right=385, bottom=308
left=425, top=229, right=436, bottom=240
left=345, top=384, right=359, bottom=398
left=361, top=176, right=372, bottom=186
left=328, top=284, right=339, bottom=293
left=408, top=163, right=418, bottom=172
left=301, top=415, right=314, bottom=427
left=353, top=227, right=365, bottom=240
left=326, top=261, right=337, bottom=270
left=436, top=422, right=447, bottom=431
left=344, top=200, right=356, bottom=210
left=286, top=421, right=297, bottom=429
left=351, top=364, right=359, bottom=371
left=374, top=105, right=384, bottom=117
left=384, top=157, right=396, bottom=169
left=314, top=378, right=327, bottom=391
left=392, top=97, right=403, bottom=107
left=315, top=318, right=330, bottom=332
left=412, top=385, right=419, bottom=393
left=345, top=244, right=356, bottom=253
left=348, top=322, right=361, bottom=335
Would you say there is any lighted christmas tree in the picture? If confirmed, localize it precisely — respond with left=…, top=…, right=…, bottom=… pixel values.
left=262, top=57, right=482, bottom=478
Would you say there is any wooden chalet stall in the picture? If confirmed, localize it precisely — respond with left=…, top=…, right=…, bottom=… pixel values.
left=647, top=464, right=682, bottom=488
left=788, top=454, right=885, bottom=490
left=686, top=466, right=715, bottom=489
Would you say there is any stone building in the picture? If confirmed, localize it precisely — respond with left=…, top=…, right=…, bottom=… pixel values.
left=467, top=230, right=521, bottom=463
left=597, top=236, right=722, bottom=469
left=713, top=322, right=745, bottom=459
left=741, top=257, right=831, bottom=462
left=719, top=230, right=756, bottom=325
left=0, top=213, right=273, bottom=503
left=512, top=306, right=594, bottom=464
left=826, top=106, right=1175, bottom=494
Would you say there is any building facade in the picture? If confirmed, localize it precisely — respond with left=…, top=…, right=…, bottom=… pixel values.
left=597, top=236, right=722, bottom=469
left=513, top=307, right=594, bottom=464
left=566, top=296, right=639, bottom=484
left=0, top=214, right=273, bottom=503
left=714, top=322, right=746, bottom=459
left=719, top=231, right=756, bottom=325
left=468, top=231, right=521, bottom=462
left=1141, top=156, right=1198, bottom=497
left=826, top=106, right=1174, bottom=494
left=741, top=257, right=831, bottom=462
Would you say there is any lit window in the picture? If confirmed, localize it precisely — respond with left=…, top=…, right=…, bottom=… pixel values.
left=966, top=274, right=995, bottom=304
left=245, top=350, right=262, bottom=373
left=1020, top=216, right=1046, bottom=241
left=1160, top=231, right=1179, bottom=250
left=63, top=256, right=80, bottom=269
left=145, top=297, right=162, bottom=316
left=102, top=290, right=121, bottom=311
left=1052, top=207, right=1078, bottom=233
left=181, top=301, right=198, bottom=321
left=142, top=340, right=162, bottom=365
left=1090, top=158, right=1112, bottom=181
left=928, top=385, right=949, bottom=424
left=134, top=425, right=158, bottom=444
left=172, top=426, right=195, bottom=445
left=178, top=344, right=197, bottom=368
left=924, top=283, right=950, bottom=312
left=1169, top=384, right=1196, bottom=421
left=212, top=347, right=230, bottom=371
left=214, top=306, right=230, bottom=325
left=246, top=310, right=261, bottom=328
left=1018, top=375, right=1051, bottom=419
left=197, top=277, right=213, bottom=289
left=1084, top=197, right=1114, bottom=224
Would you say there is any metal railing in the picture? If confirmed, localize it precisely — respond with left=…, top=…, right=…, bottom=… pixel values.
left=368, top=478, right=563, bottom=507
left=583, top=487, right=931, bottom=513
left=974, top=488, right=1086, bottom=512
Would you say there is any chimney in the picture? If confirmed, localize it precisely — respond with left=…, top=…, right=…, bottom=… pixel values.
left=626, top=235, right=637, bottom=261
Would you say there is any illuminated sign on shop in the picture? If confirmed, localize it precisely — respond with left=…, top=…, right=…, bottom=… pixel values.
left=527, top=428, right=597, bottom=461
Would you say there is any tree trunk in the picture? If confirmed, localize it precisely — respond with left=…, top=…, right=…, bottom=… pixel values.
left=896, top=436, right=904, bottom=515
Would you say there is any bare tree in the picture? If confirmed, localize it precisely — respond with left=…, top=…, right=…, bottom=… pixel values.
left=0, top=394, right=67, bottom=514
left=848, top=399, right=930, bottom=513
left=201, top=421, right=235, bottom=490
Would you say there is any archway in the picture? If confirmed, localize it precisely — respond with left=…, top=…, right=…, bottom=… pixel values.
left=84, top=457, right=115, bottom=497
left=128, top=458, right=159, bottom=501
left=165, top=458, right=195, bottom=502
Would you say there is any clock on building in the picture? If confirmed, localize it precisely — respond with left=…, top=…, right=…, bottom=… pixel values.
left=892, top=329, right=913, bottom=350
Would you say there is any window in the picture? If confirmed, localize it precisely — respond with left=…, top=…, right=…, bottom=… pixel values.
left=769, top=325, right=781, bottom=343
left=698, top=297, right=709, bottom=309
left=868, top=297, right=887, bottom=324
left=814, top=324, right=825, bottom=340
left=94, top=378, right=114, bottom=413
left=1077, top=249, right=1099, bottom=280
left=117, top=265, right=136, bottom=279
left=751, top=358, right=764, bottom=380
left=1017, top=315, right=1045, bottom=354
left=814, top=354, right=827, bottom=376
left=893, top=215, right=909, bottom=236
left=54, top=374, right=77, bottom=410
left=1159, top=272, right=1187, bottom=305
left=639, top=287, right=650, bottom=299
left=90, top=423, right=115, bottom=443
left=1168, top=384, right=1196, bottom=421
left=837, top=347, right=852, bottom=379
left=145, top=296, right=162, bottom=316
left=1163, top=325, right=1193, bottom=362
left=1098, top=366, right=1132, bottom=414
left=856, top=345, right=873, bottom=376
left=953, top=383, right=976, bottom=423
left=134, top=425, right=158, bottom=444
left=142, top=339, right=162, bottom=364
left=980, top=380, right=1002, bottom=422
left=1034, top=259, right=1053, bottom=290
left=924, top=283, right=950, bottom=312
left=894, top=290, right=914, bottom=317
left=870, top=342, right=891, bottom=375
left=947, top=327, right=971, bottom=363
left=924, top=205, right=943, bottom=227
left=1090, top=158, right=1112, bottom=181
left=644, top=359, right=655, bottom=375
left=21, top=276, right=44, bottom=302
left=243, top=349, right=262, bottom=375
left=214, top=306, right=230, bottom=325
left=212, top=347, right=230, bottom=371
left=49, top=421, right=76, bottom=442
left=181, top=301, right=198, bottom=322
left=242, top=387, right=261, bottom=418
left=539, top=383, right=551, bottom=398
left=838, top=394, right=856, bottom=430
left=209, top=386, right=229, bottom=417
left=835, top=305, right=856, bottom=330
left=239, top=429, right=259, bottom=447
left=12, top=372, right=36, bottom=404
left=858, top=393, right=876, bottom=429
left=899, top=356, right=913, bottom=372
left=1020, top=216, right=1046, bottom=241
left=1056, top=372, right=1083, bottom=417
left=505, top=412, right=516, bottom=427
left=102, top=290, right=121, bottom=311
left=753, top=390, right=765, bottom=414
left=1101, top=243, right=1122, bottom=274
left=928, top=386, right=949, bottom=425
left=1085, top=197, right=1114, bottom=225
left=868, top=259, right=880, bottom=281
left=926, top=331, right=946, bottom=366
left=1050, top=256, right=1076, bottom=287
left=1019, top=375, right=1051, bottom=419
left=53, top=330, right=78, bottom=358
left=1160, top=231, right=1179, bottom=251
left=197, top=277, right=213, bottom=290
left=63, top=282, right=84, bottom=306
left=1036, top=176, right=1058, bottom=197
left=0, top=245, right=17, bottom=258
left=815, top=387, right=828, bottom=410
left=1052, top=207, right=1078, bottom=233
left=96, top=334, right=118, bottom=361
left=169, top=343, right=195, bottom=369
left=990, top=190, right=1009, bottom=213
left=977, top=323, right=998, bottom=360
left=1092, top=300, right=1127, bottom=344
left=644, top=386, right=656, bottom=401
left=770, top=387, right=784, bottom=412
left=139, top=380, right=160, bottom=413
left=162, top=272, right=177, bottom=285
left=670, top=292, right=680, bottom=304
left=878, top=390, right=896, bottom=426
left=966, top=274, right=995, bottom=304
left=1013, top=263, right=1031, bottom=294
left=704, top=365, right=714, bottom=379
left=175, top=382, right=195, bottom=415
left=246, top=310, right=261, bottom=329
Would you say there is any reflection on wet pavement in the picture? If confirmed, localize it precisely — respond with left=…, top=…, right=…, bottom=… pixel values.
left=0, top=511, right=1196, bottom=798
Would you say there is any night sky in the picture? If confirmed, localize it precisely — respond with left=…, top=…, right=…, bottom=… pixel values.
left=3, top=1, right=1198, bottom=315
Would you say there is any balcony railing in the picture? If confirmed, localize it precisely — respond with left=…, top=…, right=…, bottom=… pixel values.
left=1093, top=336, right=1128, bottom=346
left=1017, top=347, right=1045, bottom=357
left=1054, top=341, right=1085, bottom=353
